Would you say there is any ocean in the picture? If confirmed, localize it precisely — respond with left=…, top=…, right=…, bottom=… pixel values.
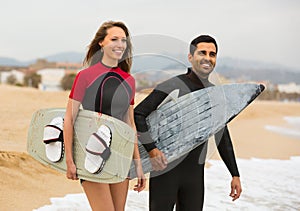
left=265, top=116, right=300, bottom=139
left=34, top=157, right=300, bottom=211
left=35, top=116, right=300, bottom=211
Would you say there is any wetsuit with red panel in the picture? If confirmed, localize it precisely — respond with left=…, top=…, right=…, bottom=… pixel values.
left=69, top=62, right=135, bottom=183
left=69, top=62, right=135, bottom=121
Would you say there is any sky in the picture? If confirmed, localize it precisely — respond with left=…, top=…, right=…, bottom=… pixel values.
left=0, top=0, right=300, bottom=70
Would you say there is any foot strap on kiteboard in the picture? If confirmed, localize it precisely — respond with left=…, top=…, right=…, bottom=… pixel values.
left=43, top=116, right=64, bottom=162
left=85, top=125, right=112, bottom=174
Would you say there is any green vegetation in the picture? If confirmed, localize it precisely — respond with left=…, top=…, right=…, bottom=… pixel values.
left=24, top=72, right=41, bottom=88
left=60, top=73, right=76, bottom=90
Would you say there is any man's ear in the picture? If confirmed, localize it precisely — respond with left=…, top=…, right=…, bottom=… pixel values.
left=188, top=53, right=193, bottom=62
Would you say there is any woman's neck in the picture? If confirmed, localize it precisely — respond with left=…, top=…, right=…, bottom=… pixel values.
left=101, top=56, right=118, bottom=68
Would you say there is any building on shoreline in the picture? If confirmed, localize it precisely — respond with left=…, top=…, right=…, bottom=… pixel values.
left=0, top=59, right=82, bottom=90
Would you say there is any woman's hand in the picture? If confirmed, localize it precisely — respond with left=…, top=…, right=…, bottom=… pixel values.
left=64, top=99, right=80, bottom=181
left=66, top=159, right=78, bottom=180
left=133, top=159, right=146, bottom=192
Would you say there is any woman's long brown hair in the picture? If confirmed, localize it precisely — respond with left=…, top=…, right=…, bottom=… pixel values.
left=83, top=21, right=133, bottom=73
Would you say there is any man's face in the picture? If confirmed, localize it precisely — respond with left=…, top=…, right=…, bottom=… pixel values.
left=188, top=42, right=217, bottom=79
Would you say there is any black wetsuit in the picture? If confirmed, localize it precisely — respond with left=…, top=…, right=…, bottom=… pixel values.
left=134, top=68, right=240, bottom=211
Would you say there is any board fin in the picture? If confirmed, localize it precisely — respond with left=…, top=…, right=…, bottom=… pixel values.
left=157, top=89, right=180, bottom=108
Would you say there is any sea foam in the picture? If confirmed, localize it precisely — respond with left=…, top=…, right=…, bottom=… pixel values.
left=35, top=157, right=300, bottom=211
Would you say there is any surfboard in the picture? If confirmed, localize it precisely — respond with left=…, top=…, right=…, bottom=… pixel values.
left=27, top=109, right=135, bottom=183
left=129, top=83, right=265, bottom=178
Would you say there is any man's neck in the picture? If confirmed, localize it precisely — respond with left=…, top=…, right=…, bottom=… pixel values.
left=187, top=68, right=209, bottom=86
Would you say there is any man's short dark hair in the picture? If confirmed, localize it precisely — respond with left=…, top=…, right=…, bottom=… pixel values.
left=189, top=35, right=218, bottom=55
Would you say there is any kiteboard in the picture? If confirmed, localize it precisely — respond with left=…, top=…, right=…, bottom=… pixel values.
left=129, top=83, right=265, bottom=178
left=27, top=109, right=135, bottom=183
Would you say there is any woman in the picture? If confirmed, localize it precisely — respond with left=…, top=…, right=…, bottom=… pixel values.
left=64, top=21, right=146, bottom=211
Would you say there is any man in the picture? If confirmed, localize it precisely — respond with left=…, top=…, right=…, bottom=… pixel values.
left=134, top=35, right=242, bottom=210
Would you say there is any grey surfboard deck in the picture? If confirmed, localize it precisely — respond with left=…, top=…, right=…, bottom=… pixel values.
left=129, top=83, right=264, bottom=178
left=27, top=109, right=135, bottom=183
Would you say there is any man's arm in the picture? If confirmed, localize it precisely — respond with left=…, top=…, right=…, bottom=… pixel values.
left=215, top=126, right=242, bottom=201
left=134, top=88, right=169, bottom=170
left=134, top=89, right=167, bottom=150
left=215, top=126, right=239, bottom=176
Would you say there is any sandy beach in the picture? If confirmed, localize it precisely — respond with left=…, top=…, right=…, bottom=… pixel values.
left=1, top=84, right=300, bottom=211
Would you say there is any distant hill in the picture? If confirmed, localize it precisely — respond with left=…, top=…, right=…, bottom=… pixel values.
left=44, top=52, right=85, bottom=63
left=131, top=55, right=300, bottom=84
left=215, top=57, right=300, bottom=84
left=0, top=52, right=85, bottom=67
left=0, top=57, right=30, bottom=66
left=1, top=52, right=300, bottom=84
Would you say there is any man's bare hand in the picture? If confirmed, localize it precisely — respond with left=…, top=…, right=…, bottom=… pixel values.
left=148, top=148, right=168, bottom=171
left=230, top=176, right=242, bottom=201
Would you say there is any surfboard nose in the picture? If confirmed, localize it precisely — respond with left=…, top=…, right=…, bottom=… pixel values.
left=259, top=84, right=265, bottom=92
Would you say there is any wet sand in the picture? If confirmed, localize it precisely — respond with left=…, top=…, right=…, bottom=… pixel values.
left=1, top=84, right=299, bottom=210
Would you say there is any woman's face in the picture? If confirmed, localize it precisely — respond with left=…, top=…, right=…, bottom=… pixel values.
left=99, top=26, right=127, bottom=64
